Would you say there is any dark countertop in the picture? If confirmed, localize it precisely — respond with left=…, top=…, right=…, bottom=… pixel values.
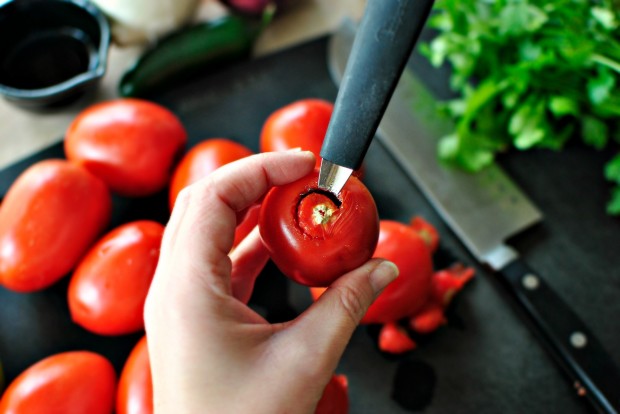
left=0, top=34, right=618, bottom=413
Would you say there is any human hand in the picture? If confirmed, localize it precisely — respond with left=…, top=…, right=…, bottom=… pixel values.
left=144, top=150, right=398, bottom=414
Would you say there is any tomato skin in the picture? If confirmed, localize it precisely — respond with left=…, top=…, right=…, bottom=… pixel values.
left=68, top=220, right=164, bottom=336
left=361, top=220, right=433, bottom=324
left=169, top=138, right=253, bottom=210
left=65, top=98, right=187, bottom=197
left=0, top=160, right=111, bottom=292
left=117, top=337, right=153, bottom=414
left=315, top=374, right=349, bottom=414
left=0, top=351, right=116, bottom=414
left=260, top=99, right=332, bottom=170
left=259, top=170, right=379, bottom=287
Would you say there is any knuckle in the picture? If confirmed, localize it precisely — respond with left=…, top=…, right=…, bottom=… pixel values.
left=333, top=284, right=369, bottom=325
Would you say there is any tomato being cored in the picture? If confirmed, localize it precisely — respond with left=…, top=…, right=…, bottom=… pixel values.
left=259, top=170, right=379, bottom=287
left=0, top=351, right=116, bottom=414
left=68, top=220, right=164, bottom=336
left=65, top=98, right=187, bottom=197
left=169, top=138, right=254, bottom=210
left=117, top=336, right=152, bottom=414
left=260, top=99, right=333, bottom=170
left=0, top=159, right=111, bottom=293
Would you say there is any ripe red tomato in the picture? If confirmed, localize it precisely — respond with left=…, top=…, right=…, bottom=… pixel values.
left=65, top=98, right=187, bottom=197
left=0, top=159, right=111, bottom=292
left=0, top=351, right=116, bottom=414
left=315, top=374, right=349, bottom=414
left=259, top=170, right=379, bottom=287
left=68, top=220, right=164, bottom=336
left=117, top=336, right=152, bottom=414
left=169, top=138, right=254, bottom=210
left=260, top=99, right=333, bottom=170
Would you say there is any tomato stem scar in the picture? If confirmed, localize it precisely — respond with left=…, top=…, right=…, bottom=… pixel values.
left=296, top=189, right=342, bottom=238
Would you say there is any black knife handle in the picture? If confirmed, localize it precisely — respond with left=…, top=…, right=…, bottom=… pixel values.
left=499, top=258, right=620, bottom=414
left=320, top=0, right=434, bottom=170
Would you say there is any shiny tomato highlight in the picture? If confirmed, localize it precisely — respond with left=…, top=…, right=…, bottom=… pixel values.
left=117, top=336, right=153, bottom=414
left=0, top=351, right=116, bottom=414
left=259, top=170, right=379, bottom=287
left=0, top=159, right=111, bottom=292
left=68, top=220, right=164, bottom=336
left=65, top=98, right=187, bottom=197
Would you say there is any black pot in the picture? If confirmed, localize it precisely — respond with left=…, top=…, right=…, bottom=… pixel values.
left=0, top=0, right=110, bottom=110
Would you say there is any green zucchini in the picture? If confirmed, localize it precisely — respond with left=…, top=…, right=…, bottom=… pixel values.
left=119, top=13, right=271, bottom=97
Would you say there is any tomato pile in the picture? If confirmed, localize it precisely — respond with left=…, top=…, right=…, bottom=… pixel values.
left=0, top=98, right=473, bottom=413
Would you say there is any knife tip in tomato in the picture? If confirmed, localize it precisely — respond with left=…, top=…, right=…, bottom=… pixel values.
left=259, top=170, right=379, bottom=287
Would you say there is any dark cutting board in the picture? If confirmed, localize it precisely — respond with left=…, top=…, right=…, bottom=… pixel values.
left=0, top=33, right=618, bottom=414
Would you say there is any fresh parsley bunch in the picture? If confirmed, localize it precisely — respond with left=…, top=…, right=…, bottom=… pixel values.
left=421, top=0, right=620, bottom=214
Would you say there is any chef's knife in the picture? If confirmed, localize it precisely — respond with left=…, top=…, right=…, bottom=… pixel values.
left=328, top=21, right=620, bottom=414
left=318, top=0, right=434, bottom=196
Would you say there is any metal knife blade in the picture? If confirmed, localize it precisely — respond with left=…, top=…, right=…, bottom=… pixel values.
left=328, top=20, right=620, bottom=414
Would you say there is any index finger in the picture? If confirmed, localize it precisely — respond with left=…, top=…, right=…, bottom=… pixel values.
left=158, top=150, right=315, bottom=295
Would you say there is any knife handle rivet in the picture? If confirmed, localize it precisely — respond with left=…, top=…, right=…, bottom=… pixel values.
left=522, top=274, right=540, bottom=290
left=570, top=332, right=588, bottom=349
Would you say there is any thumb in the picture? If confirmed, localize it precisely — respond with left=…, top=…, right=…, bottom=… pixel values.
left=288, top=259, right=399, bottom=370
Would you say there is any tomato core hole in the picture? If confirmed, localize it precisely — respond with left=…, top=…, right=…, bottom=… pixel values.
left=296, top=189, right=342, bottom=238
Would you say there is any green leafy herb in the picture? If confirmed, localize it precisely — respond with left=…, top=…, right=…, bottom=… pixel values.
left=421, top=0, right=620, bottom=215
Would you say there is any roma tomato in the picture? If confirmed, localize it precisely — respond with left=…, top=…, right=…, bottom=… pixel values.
left=169, top=138, right=253, bottom=210
left=0, top=351, right=116, bottom=414
left=259, top=170, right=379, bottom=287
left=0, top=159, right=111, bottom=292
left=117, top=336, right=152, bottom=414
left=260, top=99, right=332, bottom=170
left=65, top=98, right=187, bottom=197
left=361, top=220, right=434, bottom=324
left=315, top=374, right=349, bottom=414
left=68, top=220, right=164, bottom=336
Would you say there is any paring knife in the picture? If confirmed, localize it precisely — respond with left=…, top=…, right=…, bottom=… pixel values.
left=328, top=21, right=620, bottom=414
left=318, top=0, right=434, bottom=196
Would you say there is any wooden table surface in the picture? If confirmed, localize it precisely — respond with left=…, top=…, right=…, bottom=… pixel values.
left=0, top=0, right=365, bottom=170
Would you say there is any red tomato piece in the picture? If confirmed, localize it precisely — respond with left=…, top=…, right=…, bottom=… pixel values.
left=409, top=303, right=447, bottom=334
left=169, top=138, right=254, bottom=210
left=260, top=99, right=333, bottom=170
left=0, top=351, right=116, bottom=414
left=0, top=159, right=111, bottom=292
left=361, top=220, right=434, bottom=325
left=378, top=322, right=417, bottom=354
left=68, top=220, right=164, bottom=336
left=117, top=336, right=152, bottom=414
left=65, top=98, right=187, bottom=197
left=315, top=374, right=349, bottom=414
left=259, top=170, right=379, bottom=287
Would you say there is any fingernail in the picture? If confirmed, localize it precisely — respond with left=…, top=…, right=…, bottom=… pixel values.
left=369, top=260, right=399, bottom=296
left=286, top=147, right=303, bottom=152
